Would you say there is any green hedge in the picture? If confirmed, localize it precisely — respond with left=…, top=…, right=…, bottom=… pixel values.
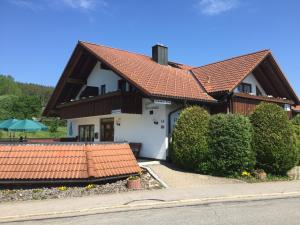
left=170, top=106, right=210, bottom=173
left=292, top=115, right=300, bottom=165
left=208, top=114, right=255, bottom=176
left=250, top=103, right=298, bottom=175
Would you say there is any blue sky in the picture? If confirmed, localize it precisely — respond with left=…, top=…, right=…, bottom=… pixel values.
left=0, top=0, right=299, bottom=96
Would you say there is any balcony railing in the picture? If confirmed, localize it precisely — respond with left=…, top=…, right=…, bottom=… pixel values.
left=57, top=91, right=142, bottom=119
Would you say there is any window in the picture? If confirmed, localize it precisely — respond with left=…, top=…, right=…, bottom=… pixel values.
left=100, top=85, right=106, bottom=95
left=256, top=86, right=262, bottom=96
left=237, top=83, right=252, bottom=94
left=129, top=84, right=137, bottom=92
left=118, top=79, right=126, bottom=92
left=79, top=86, right=99, bottom=98
left=100, top=63, right=110, bottom=70
left=284, top=104, right=291, bottom=111
left=78, top=125, right=94, bottom=142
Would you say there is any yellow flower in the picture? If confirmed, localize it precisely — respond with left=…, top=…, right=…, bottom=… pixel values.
left=58, top=186, right=67, bottom=191
left=85, top=184, right=95, bottom=189
left=241, top=171, right=250, bottom=177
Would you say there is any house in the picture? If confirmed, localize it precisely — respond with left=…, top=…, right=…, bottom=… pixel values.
left=292, top=105, right=300, bottom=117
left=43, top=41, right=299, bottom=160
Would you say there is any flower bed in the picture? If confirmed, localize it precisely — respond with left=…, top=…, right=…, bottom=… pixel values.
left=0, top=170, right=161, bottom=202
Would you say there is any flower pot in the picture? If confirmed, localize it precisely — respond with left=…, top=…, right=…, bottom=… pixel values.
left=127, top=178, right=141, bottom=190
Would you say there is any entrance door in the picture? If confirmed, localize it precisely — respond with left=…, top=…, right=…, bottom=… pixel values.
left=78, top=125, right=94, bottom=142
left=100, top=118, right=114, bottom=142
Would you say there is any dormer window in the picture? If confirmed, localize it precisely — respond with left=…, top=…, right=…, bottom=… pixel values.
left=237, top=83, right=252, bottom=94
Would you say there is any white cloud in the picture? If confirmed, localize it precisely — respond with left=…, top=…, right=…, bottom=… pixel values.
left=197, top=0, right=239, bottom=15
left=61, top=0, right=106, bottom=10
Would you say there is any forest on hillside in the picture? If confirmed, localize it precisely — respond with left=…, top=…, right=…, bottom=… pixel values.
left=0, top=75, right=54, bottom=120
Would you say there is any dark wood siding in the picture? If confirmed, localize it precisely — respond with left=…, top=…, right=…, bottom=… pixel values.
left=232, top=96, right=293, bottom=119
left=231, top=97, right=260, bottom=116
left=210, top=103, right=228, bottom=114
left=58, top=91, right=142, bottom=119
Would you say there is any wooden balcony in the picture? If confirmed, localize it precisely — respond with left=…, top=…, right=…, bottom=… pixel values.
left=57, top=91, right=142, bottom=119
left=231, top=93, right=294, bottom=118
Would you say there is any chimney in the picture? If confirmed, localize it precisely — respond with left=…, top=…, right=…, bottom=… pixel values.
left=152, top=44, right=168, bottom=65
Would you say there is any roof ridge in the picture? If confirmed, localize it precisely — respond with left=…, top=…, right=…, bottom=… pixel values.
left=191, top=49, right=271, bottom=70
left=79, top=40, right=192, bottom=69
left=79, top=40, right=151, bottom=59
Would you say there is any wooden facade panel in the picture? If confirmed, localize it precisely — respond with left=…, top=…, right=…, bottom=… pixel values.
left=58, top=92, right=142, bottom=119
left=232, top=97, right=292, bottom=119
left=210, top=103, right=227, bottom=114
left=232, top=98, right=258, bottom=116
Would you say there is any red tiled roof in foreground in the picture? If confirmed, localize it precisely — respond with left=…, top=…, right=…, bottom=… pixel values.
left=191, top=50, right=270, bottom=93
left=80, top=41, right=215, bottom=102
left=0, top=143, right=140, bottom=180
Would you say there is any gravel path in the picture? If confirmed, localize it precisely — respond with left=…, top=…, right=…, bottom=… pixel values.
left=148, top=163, right=243, bottom=188
left=0, top=170, right=161, bottom=202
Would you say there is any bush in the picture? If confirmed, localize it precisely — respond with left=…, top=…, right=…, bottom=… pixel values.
left=292, top=115, right=300, bottom=137
left=208, top=114, right=255, bottom=176
left=170, top=106, right=210, bottom=173
left=49, top=119, right=59, bottom=133
left=250, top=103, right=298, bottom=175
left=292, top=115, right=300, bottom=165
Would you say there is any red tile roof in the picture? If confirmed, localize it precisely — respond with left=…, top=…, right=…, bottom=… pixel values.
left=80, top=41, right=215, bottom=102
left=293, top=105, right=300, bottom=112
left=191, top=50, right=270, bottom=93
left=0, top=143, right=140, bottom=181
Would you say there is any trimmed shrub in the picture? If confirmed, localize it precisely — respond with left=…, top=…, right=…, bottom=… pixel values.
left=208, top=114, right=255, bottom=176
left=292, top=115, right=300, bottom=165
left=170, top=106, right=210, bottom=173
left=292, top=115, right=300, bottom=137
left=250, top=103, right=298, bottom=175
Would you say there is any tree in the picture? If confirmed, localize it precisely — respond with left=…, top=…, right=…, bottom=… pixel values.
left=292, top=115, right=300, bottom=165
left=250, top=103, right=298, bottom=175
left=208, top=114, right=255, bottom=176
left=0, top=75, right=22, bottom=96
left=11, top=95, right=42, bottom=119
left=170, top=106, right=210, bottom=173
left=0, top=95, right=18, bottom=120
left=49, top=118, right=59, bottom=133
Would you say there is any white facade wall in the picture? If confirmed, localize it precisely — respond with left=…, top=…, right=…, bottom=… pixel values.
left=234, top=73, right=266, bottom=96
left=68, top=60, right=183, bottom=160
left=67, top=98, right=181, bottom=160
left=76, top=62, right=122, bottom=99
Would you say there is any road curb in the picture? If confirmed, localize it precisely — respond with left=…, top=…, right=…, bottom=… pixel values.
left=140, top=165, right=169, bottom=188
left=1, top=191, right=300, bottom=223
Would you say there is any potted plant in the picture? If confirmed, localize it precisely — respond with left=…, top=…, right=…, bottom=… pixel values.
left=127, top=173, right=142, bottom=190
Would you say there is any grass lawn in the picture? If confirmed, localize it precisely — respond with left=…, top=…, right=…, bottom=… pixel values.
left=0, top=126, right=67, bottom=139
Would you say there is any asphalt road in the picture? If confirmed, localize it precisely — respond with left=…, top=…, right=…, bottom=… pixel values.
left=4, top=196, right=300, bottom=225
